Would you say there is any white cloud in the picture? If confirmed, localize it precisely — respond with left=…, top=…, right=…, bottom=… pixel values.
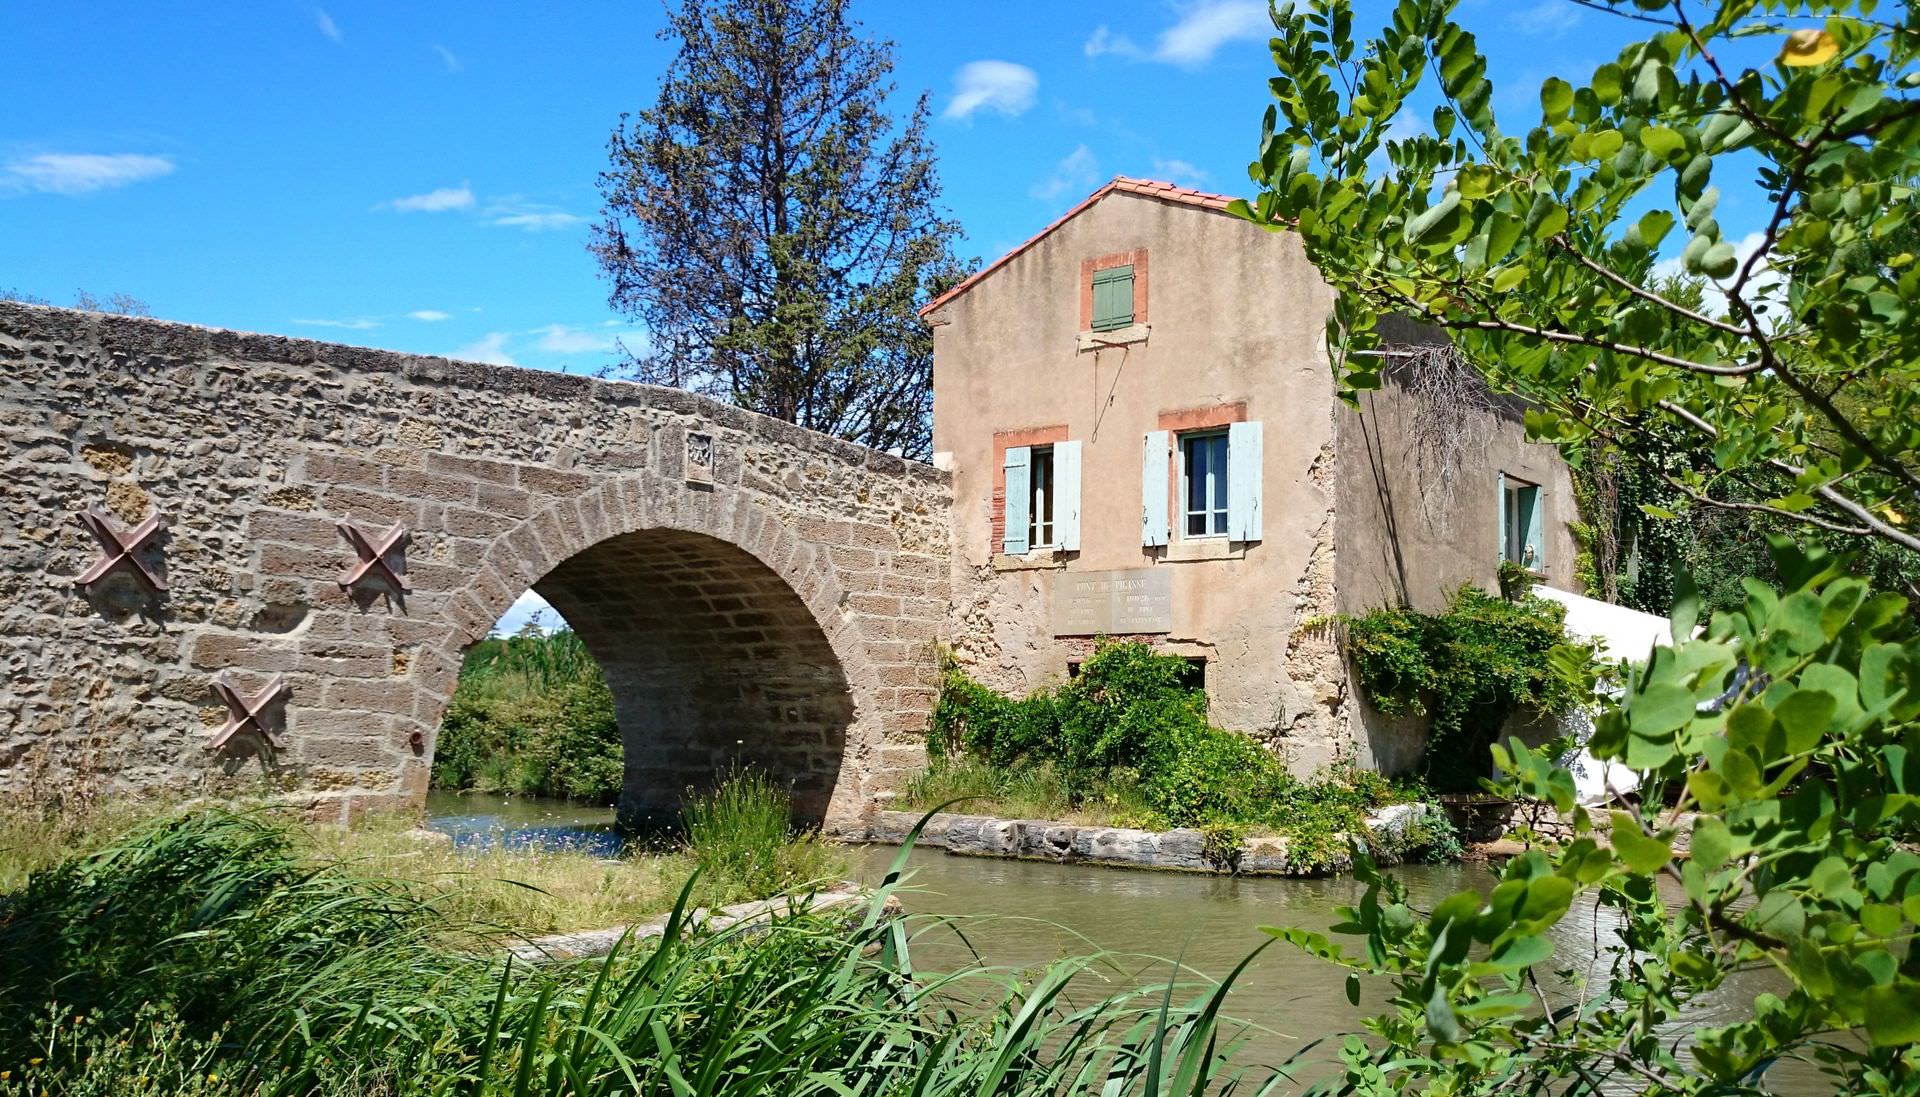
left=1, top=153, right=175, bottom=196
left=492, top=590, right=567, bottom=636
left=1151, top=158, right=1208, bottom=186
left=1650, top=230, right=1776, bottom=318
left=292, top=316, right=380, bottom=330
left=1084, top=25, right=1144, bottom=60
left=531, top=324, right=616, bottom=354
left=942, top=60, right=1038, bottom=121
left=315, top=8, right=342, bottom=43
left=1154, top=2, right=1268, bottom=65
left=1088, top=3, right=1269, bottom=67
left=1510, top=1, right=1581, bottom=39
left=1032, top=144, right=1102, bottom=201
left=409, top=309, right=451, bottom=322
left=487, top=209, right=585, bottom=231
left=431, top=43, right=461, bottom=72
left=452, top=332, right=518, bottom=366
left=383, top=184, right=475, bottom=212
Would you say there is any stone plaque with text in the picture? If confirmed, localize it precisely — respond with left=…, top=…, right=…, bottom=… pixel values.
left=1054, top=568, right=1173, bottom=636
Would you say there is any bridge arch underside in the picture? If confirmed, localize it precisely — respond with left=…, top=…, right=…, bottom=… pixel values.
left=523, top=527, right=854, bottom=828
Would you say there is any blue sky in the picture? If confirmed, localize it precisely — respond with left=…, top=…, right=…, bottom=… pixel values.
left=1, top=0, right=1762, bottom=631
left=0, top=0, right=1742, bottom=376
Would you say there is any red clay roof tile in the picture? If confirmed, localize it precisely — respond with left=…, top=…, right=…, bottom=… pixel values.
left=919, top=176, right=1245, bottom=318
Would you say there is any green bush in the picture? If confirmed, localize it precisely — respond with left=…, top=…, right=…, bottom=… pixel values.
left=925, top=643, right=1443, bottom=865
left=1344, top=585, right=1598, bottom=791
left=430, top=629, right=624, bottom=802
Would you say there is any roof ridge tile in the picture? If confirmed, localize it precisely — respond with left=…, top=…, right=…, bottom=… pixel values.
left=919, top=176, right=1247, bottom=318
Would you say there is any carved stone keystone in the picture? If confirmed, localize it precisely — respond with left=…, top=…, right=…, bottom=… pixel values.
left=207, top=674, right=292, bottom=752
left=74, top=504, right=168, bottom=594
left=685, top=431, right=715, bottom=485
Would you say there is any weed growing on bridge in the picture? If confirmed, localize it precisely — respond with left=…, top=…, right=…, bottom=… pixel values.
left=0, top=808, right=1299, bottom=1096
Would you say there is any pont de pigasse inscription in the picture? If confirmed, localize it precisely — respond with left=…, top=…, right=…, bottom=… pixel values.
left=1053, top=569, right=1172, bottom=636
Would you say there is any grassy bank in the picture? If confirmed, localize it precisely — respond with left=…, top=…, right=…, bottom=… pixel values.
left=430, top=627, right=625, bottom=802
left=0, top=774, right=844, bottom=937
left=0, top=809, right=1289, bottom=1096
left=918, top=643, right=1458, bottom=870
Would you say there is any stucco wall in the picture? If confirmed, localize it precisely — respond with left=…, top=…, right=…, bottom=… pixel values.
left=0, top=302, right=949, bottom=827
left=928, top=192, right=1355, bottom=771
left=1332, top=318, right=1583, bottom=773
left=1333, top=318, right=1581, bottom=617
left=929, top=196, right=1586, bottom=779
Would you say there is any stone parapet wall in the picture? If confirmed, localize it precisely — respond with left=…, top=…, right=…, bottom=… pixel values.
left=0, top=302, right=950, bottom=826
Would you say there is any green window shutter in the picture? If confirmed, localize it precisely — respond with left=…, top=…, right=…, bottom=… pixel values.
left=1003, top=446, right=1031, bottom=555
left=1091, top=265, right=1134, bottom=331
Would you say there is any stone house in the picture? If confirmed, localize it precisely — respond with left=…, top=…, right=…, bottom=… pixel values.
left=924, top=177, right=1580, bottom=775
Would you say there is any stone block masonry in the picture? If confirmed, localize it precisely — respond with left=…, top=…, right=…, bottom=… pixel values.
left=0, top=302, right=951, bottom=829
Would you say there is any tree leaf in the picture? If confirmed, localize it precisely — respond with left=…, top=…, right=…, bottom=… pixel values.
left=1627, top=682, right=1695, bottom=735
left=1773, top=688, right=1836, bottom=755
left=1780, top=29, right=1841, bottom=67
left=1691, top=816, right=1732, bottom=871
left=1609, top=811, right=1672, bottom=873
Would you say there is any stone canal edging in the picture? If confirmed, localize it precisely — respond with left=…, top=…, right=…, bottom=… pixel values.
left=509, top=886, right=884, bottom=963
left=858, top=804, right=1439, bottom=877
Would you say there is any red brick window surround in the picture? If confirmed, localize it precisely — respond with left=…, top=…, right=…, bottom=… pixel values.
left=1079, top=249, right=1149, bottom=331
left=991, top=425, right=1069, bottom=551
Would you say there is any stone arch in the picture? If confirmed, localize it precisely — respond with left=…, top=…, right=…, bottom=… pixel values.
left=414, top=473, right=880, bottom=830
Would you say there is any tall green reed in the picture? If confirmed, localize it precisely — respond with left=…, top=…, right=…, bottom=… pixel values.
left=681, top=769, right=843, bottom=903
left=2, top=808, right=1303, bottom=1096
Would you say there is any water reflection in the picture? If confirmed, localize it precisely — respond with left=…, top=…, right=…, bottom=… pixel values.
left=857, top=847, right=1827, bottom=1094
left=424, top=791, right=622, bottom=856
left=424, top=795, right=1827, bottom=1092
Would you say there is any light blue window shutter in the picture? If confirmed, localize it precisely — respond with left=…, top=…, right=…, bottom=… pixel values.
left=1227, top=420, right=1263, bottom=542
left=1523, top=486, right=1545, bottom=572
left=1141, top=431, right=1169, bottom=547
left=1055, top=440, right=1082, bottom=552
left=1002, top=446, right=1031, bottom=555
left=1497, top=472, right=1508, bottom=564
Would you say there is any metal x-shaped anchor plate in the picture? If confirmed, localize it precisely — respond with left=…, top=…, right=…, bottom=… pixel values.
left=337, top=520, right=410, bottom=593
left=75, top=504, right=168, bottom=593
left=206, top=674, right=292, bottom=752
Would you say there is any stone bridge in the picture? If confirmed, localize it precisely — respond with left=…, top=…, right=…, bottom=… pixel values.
left=0, top=302, right=949, bottom=830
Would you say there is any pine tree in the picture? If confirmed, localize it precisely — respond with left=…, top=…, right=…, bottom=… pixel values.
left=591, top=0, right=967, bottom=458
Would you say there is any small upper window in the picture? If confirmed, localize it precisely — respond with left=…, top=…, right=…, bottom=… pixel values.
left=1181, top=431, right=1230, bottom=538
left=1028, top=445, right=1057, bottom=549
left=1091, top=264, right=1134, bottom=331
left=1502, top=477, right=1542, bottom=571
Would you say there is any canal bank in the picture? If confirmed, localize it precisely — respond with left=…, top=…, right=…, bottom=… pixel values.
left=856, top=803, right=1441, bottom=875
left=426, top=791, right=1822, bottom=1092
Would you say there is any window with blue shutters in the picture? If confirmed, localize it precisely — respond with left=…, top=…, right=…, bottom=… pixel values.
left=1004, top=441, right=1082, bottom=555
left=1091, top=264, right=1134, bottom=331
left=1501, top=475, right=1544, bottom=572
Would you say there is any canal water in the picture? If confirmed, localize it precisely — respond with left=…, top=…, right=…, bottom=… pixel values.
left=426, top=793, right=1825, bottom=1092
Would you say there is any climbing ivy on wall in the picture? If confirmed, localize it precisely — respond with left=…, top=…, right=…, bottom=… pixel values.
left=1343, top=586, right=1600, bottom=792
